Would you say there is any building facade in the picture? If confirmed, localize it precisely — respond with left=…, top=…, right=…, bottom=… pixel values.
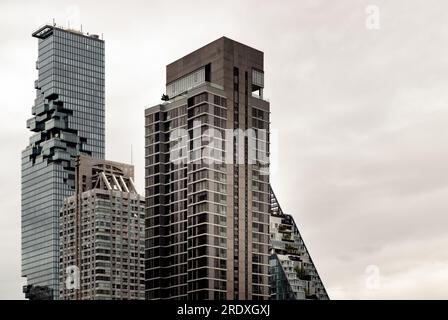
left=21, top=24, right=105, bottom=298
left=59, top=156, right=145, bottom=300
left=145, top=37, right=271, bottom=300
left=269, top=186, right=329, bottom=300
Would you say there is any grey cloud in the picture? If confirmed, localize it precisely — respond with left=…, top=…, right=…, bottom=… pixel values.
left=1, top=0, right=448, bottom=299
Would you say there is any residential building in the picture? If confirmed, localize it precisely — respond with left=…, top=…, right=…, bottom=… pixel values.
left=144, top=37, right=270, bottom=300
left=59, top=156, right=145, bottom=300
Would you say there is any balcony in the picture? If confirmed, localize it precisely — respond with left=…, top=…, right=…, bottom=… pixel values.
left=281, top=233, right=294, bottom=242
left=251, top=91, right=269, bottom=102
left=29, top=132, right=44, bottom=145
left=53, top=151, right=71, bottom=161
left=42, top=138, right=66, bottom=150
left=34, top=103, right=48, bottom=116
left=294, top=266, right=312, bottom=281
left=45, top=118, right=66, bottom=130
left=26, top=117, right=42, bottom=132
left=278, top=224, right=291, bottom=233
left=285, top=244, right=299, bottom=254
left=61, top=132, right=79, bottom=144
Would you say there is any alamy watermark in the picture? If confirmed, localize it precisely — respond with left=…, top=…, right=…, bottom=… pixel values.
left=365, top=264, right=381, bottom=290
left=365, top=5, right=381, bottom=30
left=167, top=120, right=272, bottom=175
left=65, top=265, right=80, bottom=290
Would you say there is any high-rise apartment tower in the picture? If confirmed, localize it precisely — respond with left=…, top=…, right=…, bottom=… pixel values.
left=59, top=156, right=145, bottom=300
left=145, top=37, right=270, bottom=300
left=21, top=24, right=105, bottom=299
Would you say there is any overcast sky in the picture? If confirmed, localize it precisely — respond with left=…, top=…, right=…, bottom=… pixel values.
left=1, top=0, right=448, bottom=299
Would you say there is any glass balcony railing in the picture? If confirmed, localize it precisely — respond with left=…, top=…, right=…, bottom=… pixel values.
left=251, top=92, right=269, bottom=102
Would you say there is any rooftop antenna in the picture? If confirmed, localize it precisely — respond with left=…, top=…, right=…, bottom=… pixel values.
left=131, top=144, right=133, bottom=165
left=80, top=24, right=83, bottom=33
left=67, top=20, right=70, bottom=29
left=52, top=18, right=56, bottom=26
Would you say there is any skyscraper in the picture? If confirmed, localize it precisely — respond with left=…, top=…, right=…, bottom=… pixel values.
left=21, top=24, right=105, bottom=299
left=59, top=156, right=145, bottom=300
left=269, top=186, right=329, bottom=300
left=145, top=37, right=270, bottom=300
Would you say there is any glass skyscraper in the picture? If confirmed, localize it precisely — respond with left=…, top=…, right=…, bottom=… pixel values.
left=21, top=24, right=105, bottom=299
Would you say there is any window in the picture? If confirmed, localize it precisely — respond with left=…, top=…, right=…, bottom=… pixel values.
left=166, top=68, right=206, bottom=98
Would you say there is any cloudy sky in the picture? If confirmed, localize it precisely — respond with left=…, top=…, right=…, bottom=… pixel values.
left=1, top=0, right=448, bottom=299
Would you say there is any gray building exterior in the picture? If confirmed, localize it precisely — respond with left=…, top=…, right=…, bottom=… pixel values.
left=269, top=186, right=329, bottom=300
left=59, top=156, right=145, bottom=300
left=21, top=25, right=105, bottom=299
left=145, top=37, right=270, bottom=300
